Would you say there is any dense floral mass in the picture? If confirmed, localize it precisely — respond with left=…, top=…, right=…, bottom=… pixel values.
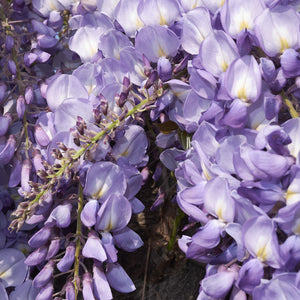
left=1, top=0, right=300, bottom=299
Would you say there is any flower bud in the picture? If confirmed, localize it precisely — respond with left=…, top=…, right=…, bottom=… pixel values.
left=36, top=281, right=53, bottom=300
left=65, top=281, right=75, bottom=300
left=24, top=246, right=48, bottom=266
left=56, top=242, right=75, bottom=272
left=0, top=83, right=7, bottom=103
left=82, top=272, right=94, bottom=300
left=0, top=113, right=12, bottom=137
left=5, top=35, right=14, bottom=52
left=0, top=135, right=16, bottom=164
left=33, top=260, right=55, bottom=289
left=16, top=95, right=25, bottom=119
left=25, top=86, right=34, bottom=104
left=143, top=54, right=152, bottom=77
left=100, top=94, right=108, bottom=116
left=24, top=52, right=38, bottom=67
left=7, top=59, right=17, bottom=75
left=21, top=159, right=32, bottom=193
left=93, top=107, right=101, bottom=124
left=145, top=70, right=158, bottom=89
left=157, top=57, right=172, bottom=82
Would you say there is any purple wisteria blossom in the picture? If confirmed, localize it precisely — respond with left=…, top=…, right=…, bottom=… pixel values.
left=2, top=0, right=300, bottom=299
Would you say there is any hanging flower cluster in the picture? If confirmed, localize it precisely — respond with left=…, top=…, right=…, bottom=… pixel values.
left=0, top=0, right=300, bottom=299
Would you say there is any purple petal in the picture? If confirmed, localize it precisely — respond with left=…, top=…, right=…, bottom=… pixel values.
left=82, top=231, right=107, bottom=262
left=36, top=282, right=53, bottom=300
left=56, top=242, right=75, bottom=272
left=0, top=135, right=16, bottom=165
left=135, top=25, right=180, bottom=62
left=28, top=226, right=52, bottom=248
left=202, top=270, right=236, bottom=298
left=242, top=215, right=282, bottom=268
left=9, top=279, right=38, bottom=300
left=0, top=248, right=28, bottom=287
left=81, top=200, right=99, bottom=227
left=181, top=7, right=212, bottom=55
left=24, top=246, right=48, bottom=266
left=82, top=272, right=95, bottom=300
left=253, top=276, right=300, bottom=300
left=46, top=74, right=88, bottom=111
left=46, top=203, right=72, bottom=228
left=224, top=55, right=261, bottom=103
left=204, top=177, right=235, bottom=223
left=93, top=263, right=112, bottom=300
left=111, top=125, right=148, bottom=166
left=236, top=258, right=264, bottom=293
left=220, top=0, right=266, bottom=39
left=137, top=0, right=180, bottom=27
left=114, top=0, right=143, bottom=37
left=113, top=227, right=143, bottom=252
left=254, top=6, right=300, bottom=57
left=106, top=263, right=135, bottom=293
left=222, top=99, right=248, bottom=128
left=96, top=194, right=132, bottom=232
left=46, top=239, right=60, bottom=260
left=281, top=48, right=300, bottom=78
left=198, top=30, right=239, bottom=77
left=33, top=260, right=55, bottom=289
left=260, top=57, right=277, bottom=82
left=84, top=161, right=127, bottom=201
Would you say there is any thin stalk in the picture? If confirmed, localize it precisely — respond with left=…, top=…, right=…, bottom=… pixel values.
left=284, top=98, right=299, bottom=118
left=73, top=183, right=84, bottom=299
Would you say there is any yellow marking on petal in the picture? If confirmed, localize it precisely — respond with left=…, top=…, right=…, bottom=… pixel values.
left=0, top=268, right=12, bottom=279
left=106, top=219, right=113, bottom=232
left=256, top=245, right=268, bottom=261
left=221, top=60, right=228, bottom=72
left=90, top=47, right=97, bottom=57
left=239, top=20, right=249, bottom=32
left=238, top=87, right=247, bottom=101
left=158, top=45, right=166, bottom=57
left=160, top=14, right=167, bottom=26
left=285, top=189, right=298, bottom=205
left=280, top=37, right=289, bottom=53
left=216, top=207, right=223, bottom=220
left=93, top=189, right=104, bottom=199
left=136, top=17, right=144, bottom=29
left=202, top=163, right=212, bottom=181
left=120, top=149, right=129, bottom=157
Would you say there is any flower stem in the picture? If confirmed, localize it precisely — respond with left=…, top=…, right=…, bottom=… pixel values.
left=74, top=183, right=84, bottom=299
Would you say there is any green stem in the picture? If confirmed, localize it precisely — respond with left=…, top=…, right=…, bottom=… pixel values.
left=284, top=98, right=299, bottom=118
left=167, top=209, right=185, bottom=251
left=74, top=183, right=84, bottom=299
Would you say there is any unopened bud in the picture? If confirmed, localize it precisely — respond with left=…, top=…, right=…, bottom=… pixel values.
left=52, top=148, right=63, bottom=159
left=173, top=55, right=189, bottom=74
left=5, top=35, right=14, bottom=52
left=16, top=95, right=25, bottom=119
left=100, top=94, right=108, bottom=116
left=143, top=54, right=152, bottom=77
left=93, top=107, right=101, bottom=124
left=123, top=76, right=131, bottom=91
left=7, top=60, right=17, bottom=75
left=24, top=86, right=34, bottom=104
left=145, top=71, right=158, bottom=89
left=57, top=142, right=68, bottom=152
left=21, top=159, right=32, bottom=193
left=116, top=92, right=127, bottom=108
left=73, top=137, right=81, bottom=147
